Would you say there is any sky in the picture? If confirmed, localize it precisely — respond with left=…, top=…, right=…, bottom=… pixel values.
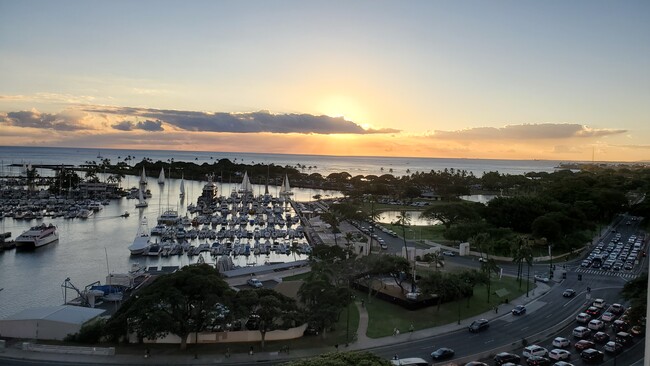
left=1, top=1, right=649, bottom=162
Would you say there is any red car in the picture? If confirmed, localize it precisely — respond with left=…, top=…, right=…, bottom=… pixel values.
left=574, top=340, right=595, bottom=351
left=585, top=306, right=600, bottom=316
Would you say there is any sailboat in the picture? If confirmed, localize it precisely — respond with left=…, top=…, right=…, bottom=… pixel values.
left=179, top=175, right=185, bottom=199
left=139, top=167, right=147, bottom=186
left=135, top=187, right=148, bottom=208
left=238, top=171, right=253, bottom=193
left=279, top=174, right=293, bottom=197
left=158, top=168, right=165, bottom=185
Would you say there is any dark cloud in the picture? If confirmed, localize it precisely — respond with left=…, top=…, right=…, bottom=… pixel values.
left=433, top=123, right=626, bottom=140
left=111, top=119, right=164, bottom=132
left=90, top=107, right=397, bottom=134
left=0, top=110, right=91, bottom=131
left=112, top=121, right=134, bottom=131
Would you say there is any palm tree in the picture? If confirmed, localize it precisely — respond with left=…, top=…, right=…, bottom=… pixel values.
left=321, top=212, right=340, bottom=247
left=424, top=251, right=444, bottom=272
left=344, top=232, right=354, bottom=250
left=471, top=233, right=500, bottom=303
left=393, top=210, right=412, bottom=260
left=481, top=258, right=500, bottom=304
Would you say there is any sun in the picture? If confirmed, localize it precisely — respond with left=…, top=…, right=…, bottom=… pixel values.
left=317, top=95, right=367, bottom=124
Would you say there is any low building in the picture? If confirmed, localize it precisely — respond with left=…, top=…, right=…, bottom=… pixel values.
left=0, top=305, right=105, bottom=340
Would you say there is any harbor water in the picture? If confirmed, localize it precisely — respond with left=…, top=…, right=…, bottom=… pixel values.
left=0, top=176, right=341, bottom=319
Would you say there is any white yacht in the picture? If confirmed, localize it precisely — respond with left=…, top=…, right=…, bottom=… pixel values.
left=128, top=218, right=151, bottom=255
left=15, top=223, right=59, bottom=249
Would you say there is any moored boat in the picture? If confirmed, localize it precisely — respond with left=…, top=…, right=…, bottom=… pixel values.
left=128, top=218, right=151, bottom=255
left=15, top=223, right=58, bottom=249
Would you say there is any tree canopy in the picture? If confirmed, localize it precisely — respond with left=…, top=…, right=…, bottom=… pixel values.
left=105, top=264, right=232, bottom=349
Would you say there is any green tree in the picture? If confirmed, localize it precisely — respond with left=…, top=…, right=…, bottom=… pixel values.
left=421, top=202, right=481, bottom=229
left=235, top=289, right=298, bottom=349
left=621, top=272, right=647, bottom=327
left=104, top=264, right=232, bottom=350
left=298, top=272, right=352, bottom=339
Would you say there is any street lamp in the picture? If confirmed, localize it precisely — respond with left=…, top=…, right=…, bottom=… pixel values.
left=548, top=243, right=553, bottom=279
left=526, top=254, right=532, bottom=297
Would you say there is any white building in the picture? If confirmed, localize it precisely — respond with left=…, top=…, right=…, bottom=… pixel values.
left=0, top=305, right=105, bottom=340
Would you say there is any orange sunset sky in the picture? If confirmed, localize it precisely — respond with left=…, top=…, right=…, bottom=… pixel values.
left=1, top=1, right=649, bottom=162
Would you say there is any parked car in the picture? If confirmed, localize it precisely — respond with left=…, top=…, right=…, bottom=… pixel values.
left=613, top=319, right=629, bottom=332
left=585, top=306, right=600, bottom=316
left=610, top=303, right=625, bottom=314
left=587, top=319, right=604, bottom=331
left=580, top=348, right=604, bottom=364
left=552, top=362, right=575, bottom=366
left=442, top=251, right=455, bottom=256
left=247, top=278, right=263, bottom=288
left=552, top=337, right=570, bottom=348
left=562, top=289, right=576, bottom=297
left=430, top=347, right=455, bottom=361
left=572, top=326, right=591, bottom=339
left=468, top=319, right=489, bottom=333
left=573, top=340, right=595, bottom=351
left=615, top=331, right=633, bottom=346
left=512, top=305, right=527, bottom=315
left=603, top=341, right=623, bottom=354
left=548, top=349, right=571, bottom=361
left=601, top=311, right=615, bottom=322
left=593, top=331, right=610, bottom=344
left=592, top=298, right=606, bottom=309
left=631, top=325, right=644, bottom=336
left=493, top=352, right=521, bottom=365
left=523, top=345, right=548, bottom=359
left=575, top=313, right=591, bottom=324
left=526, top=355, right=551, bottom=366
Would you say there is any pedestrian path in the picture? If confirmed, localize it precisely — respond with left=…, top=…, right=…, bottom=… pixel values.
left=573, top=267, right=639, bottom=280
left=0, top=280, right=554, bottom=365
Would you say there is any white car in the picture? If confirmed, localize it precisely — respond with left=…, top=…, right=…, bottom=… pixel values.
left=522, top=345, right=548, bottom=359
left=442, top=251, right=455, bottom=256
left=247, top=278, right=263, bottom=288
left=601, top=311, right=615, bottom=322
left=588, top=319, right=604, bottom=331
left=575, top=312, right=591, bottom=324
left=552, top=336, right=570, bottom=348
left=548, top=348, right=571, bottom=361
left=534, top=274, right=549, bottom=283
left=593, top=298, right=606, bottom=309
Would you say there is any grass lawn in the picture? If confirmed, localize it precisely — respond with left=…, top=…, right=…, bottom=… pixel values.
left=361, top=276, right=532, bottom=338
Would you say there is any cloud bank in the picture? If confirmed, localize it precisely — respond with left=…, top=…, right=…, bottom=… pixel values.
left=88, top=106, right=399, bottom=134
left=0, top=109, right=93, bottom=131
left=112, top=119, right=164, bottom=132
left=432, top=123, right=626, bottom=140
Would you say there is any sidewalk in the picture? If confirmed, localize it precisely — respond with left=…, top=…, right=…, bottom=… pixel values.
left=0, top=281, right=552, bottom=365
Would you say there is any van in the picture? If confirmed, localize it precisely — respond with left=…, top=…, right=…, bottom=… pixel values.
left=390, top=357, right=429, bottom=366
left=573, top=326, right=591, bottom=339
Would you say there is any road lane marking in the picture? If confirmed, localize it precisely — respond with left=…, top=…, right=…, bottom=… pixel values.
left=521, top=327, right=529, bottom=331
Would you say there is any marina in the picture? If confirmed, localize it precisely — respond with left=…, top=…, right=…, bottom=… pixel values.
left=0, top=168, right=341, bottom=319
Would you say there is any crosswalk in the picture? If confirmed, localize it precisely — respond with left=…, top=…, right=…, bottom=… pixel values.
left=574, top=267, right=640, bottom=280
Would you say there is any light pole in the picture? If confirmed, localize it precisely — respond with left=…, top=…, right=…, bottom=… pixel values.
left=548, top=243, right=553, bottom=279
left=526, top=260, right=531, bottom=297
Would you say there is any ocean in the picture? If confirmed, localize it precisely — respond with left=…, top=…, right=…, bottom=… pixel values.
left=0, top=146, right=561, bottom=178
left=0, top=146, right=559, bottom=319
